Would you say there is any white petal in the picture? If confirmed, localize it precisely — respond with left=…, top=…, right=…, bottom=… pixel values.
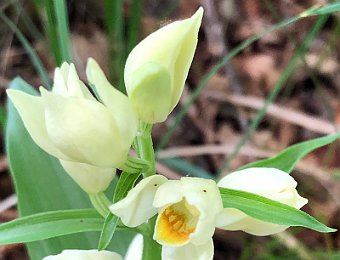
left=153, top=180, right=183, bottom=208
left=40, top=88, right=127, bottom=167
left=217, top=167, right=308, bottom=235
left=162, top=240, right=214, bottom=260
left=86, top=58, right=138, bottom=147
left=109, top=175, right=168, bottom=227
left=60, top=62, right=70, bottom=78
left=6, top=89, right=68, bottom=160
left=125, top=234, right=143, bottom=260
left=43, top=249, right=122, bottom=260
left=217, top=168, right=297, bottom=202
left=154, top=177, right=222, bottom=245
left=216, top=208, right=290, bottom=236
left=59, top=160, right=115, bottom=194
left=52, top=67, right=67, bottom=95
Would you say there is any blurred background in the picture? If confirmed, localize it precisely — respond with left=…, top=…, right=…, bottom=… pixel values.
left=0, top=0, right=339, bottom=259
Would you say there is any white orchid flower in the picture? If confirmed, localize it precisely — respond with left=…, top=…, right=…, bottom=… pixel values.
left=110, top=175, right=223, bottom=260
left=42, top=249, right=122, bottom=260
left=216, top=167, right=308, bottom=236
left=7, top=61, right=138, bottom=194
left=124, top=7, right=203, bottom=123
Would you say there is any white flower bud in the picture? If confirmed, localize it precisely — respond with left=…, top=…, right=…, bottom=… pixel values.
left=216, top=168, right=308, bottom=236
left=7, top=61, right=138, bottom=193
left=124, top=8, right=203, bottom=123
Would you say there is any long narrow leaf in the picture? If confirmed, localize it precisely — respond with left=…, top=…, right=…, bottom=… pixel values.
left=237, top=133, right=340, bottom=173
left=98, top=172, right=140, bottom=250
left=0, top=11, right=50, bottom=87
left=0, top=209, right=103, bottom=244
left=53, top=0, right=72, bottom=63
left=219, top=15, right=328, bottom=172
left=219, top=187, right=336, bottom=233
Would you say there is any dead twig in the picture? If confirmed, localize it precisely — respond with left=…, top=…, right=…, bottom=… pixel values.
left=205, top=91, right=339, bottom=135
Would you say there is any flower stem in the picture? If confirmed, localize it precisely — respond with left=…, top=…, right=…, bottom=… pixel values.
left=135, top=123, right=161, bottom=259
left=142, top=216, right=162, bottom=260
left=136, top=123, right=155, bottom=177
left=89, top=192, right=111, bottom=217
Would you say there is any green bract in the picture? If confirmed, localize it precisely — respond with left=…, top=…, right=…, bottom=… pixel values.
left=124, top=7, right=203, bottom=123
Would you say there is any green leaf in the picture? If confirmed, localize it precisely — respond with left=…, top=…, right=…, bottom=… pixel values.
left=0, top=209, right=103, bottom=244
left=98, top=214, right=120, bottom=251
left=53, top=0, right=72, bottom=63
left=237, top=134, right=340, bottom=173
left=219, top=187, right=336, bottom=233
left=6, top=78, right=133, bottom=259
left=313, top=3, right=340, bottom=15
left=98, top=172, right=141, bottom=250
left=0, top=10, right=50, bottom=87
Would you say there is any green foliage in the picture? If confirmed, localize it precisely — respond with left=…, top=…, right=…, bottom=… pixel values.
left=98, top=172, right=141, bottom=250
left=0, top=209, right=103, bottom=244
left=0, top=10, right=50, bottom=88
left=219, top=187, right=336, bottom=233
left=37, top=0, right=72, bottom=64
left=238, top=133, right=340, bottom=173
left=5, top=78, right=133, bottom=259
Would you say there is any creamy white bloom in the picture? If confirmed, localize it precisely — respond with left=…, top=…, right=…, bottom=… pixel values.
left=125, top=234, right=143, bottom=260
left=124, top=8, right=203, bottom=123
left=110, top=175, right=222, bottom=260
left=43, top=249, right=122, bottom=260
left=216, top=167, right=308, bottom=236
left=109, top=175, right=168, bottom=227
left=7, top=62, right=138, bottom=193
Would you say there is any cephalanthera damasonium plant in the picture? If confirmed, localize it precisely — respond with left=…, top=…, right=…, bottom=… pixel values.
left=2, top=7, right=339, bottom=260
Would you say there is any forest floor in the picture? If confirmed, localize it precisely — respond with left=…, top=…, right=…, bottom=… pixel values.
left=0, top=0, right=339, bottom=259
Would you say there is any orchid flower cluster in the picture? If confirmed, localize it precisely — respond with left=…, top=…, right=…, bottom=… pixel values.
left=6, top=7, right=335, bottom=260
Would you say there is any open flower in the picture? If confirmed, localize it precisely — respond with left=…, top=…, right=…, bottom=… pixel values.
left=7, top=61, right=138, bottom=194
left=216, top=167, right=308, bottom=236
left=124, top=7, right=203, bottom=123
left=43, top=249, right=122, bottom=260
left=109, top=175, right=222, bottom=260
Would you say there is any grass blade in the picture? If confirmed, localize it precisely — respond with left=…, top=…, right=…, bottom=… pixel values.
left=53, top=0, right=72, bottom=63
left=0, top=10, right=50, bottom=88
left=104, top=0, right=126, bottom=93
left=219, top=15, right=328, bottom=173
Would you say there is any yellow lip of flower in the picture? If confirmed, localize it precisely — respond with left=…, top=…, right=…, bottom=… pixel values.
left=109, top=175, right=222, bottom=260
left=156, top=199, right=199, bottom=245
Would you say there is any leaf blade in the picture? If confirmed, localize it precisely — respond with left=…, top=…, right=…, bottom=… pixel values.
left=98, top=172, right=140, bottom=250
left=0, top=209, right=103, bottom=244
left=219, top=187, right=336, bottom=233
left=237, top=134, right=340, bottom=173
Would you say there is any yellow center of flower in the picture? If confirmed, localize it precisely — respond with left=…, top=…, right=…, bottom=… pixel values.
left=155, top=199, right=199, bottom=245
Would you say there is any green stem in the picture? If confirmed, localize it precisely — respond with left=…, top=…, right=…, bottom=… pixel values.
left=134, top=123, right=160, bottom=259
left=142, top=216, right=162, bottom=260
left=89, top=193, right=111, bottom=218
left=136, top=123, right=156, bottom=177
